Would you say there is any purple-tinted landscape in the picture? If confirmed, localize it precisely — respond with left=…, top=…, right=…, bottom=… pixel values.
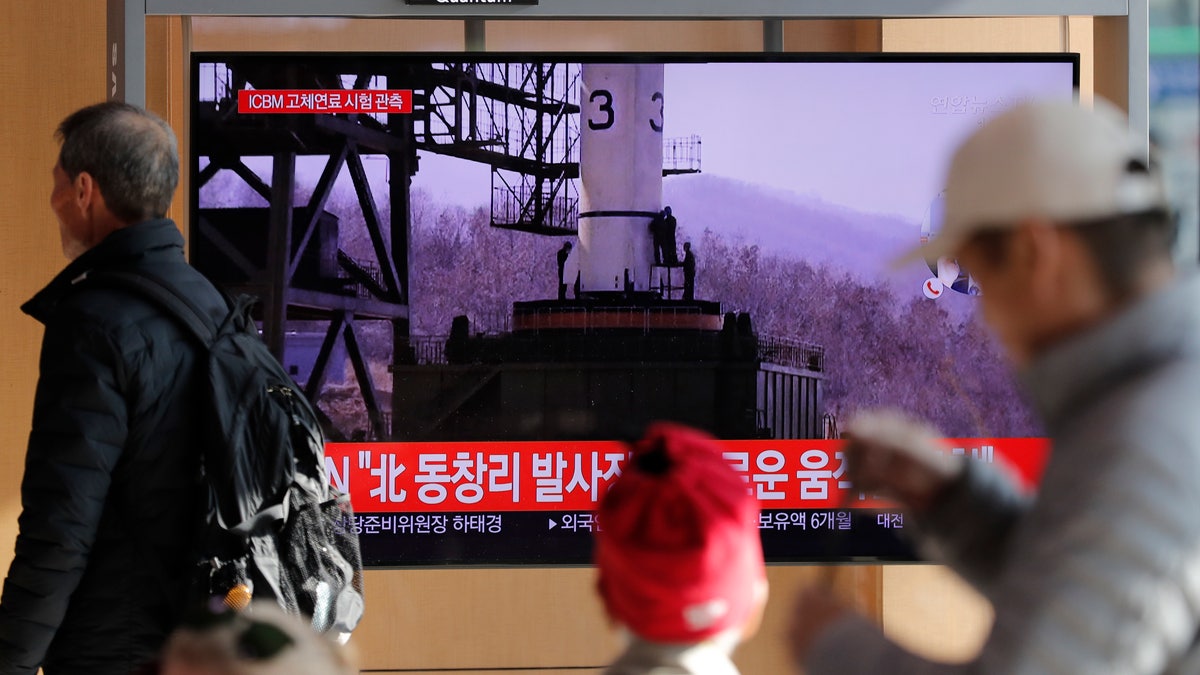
left=199, top=57, right=1077, bottom=439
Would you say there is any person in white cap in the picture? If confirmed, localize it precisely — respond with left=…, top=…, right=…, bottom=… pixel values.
left=788, top=97, right=1200, bottom=674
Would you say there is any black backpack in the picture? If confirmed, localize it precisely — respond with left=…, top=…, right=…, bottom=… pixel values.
left=94, top=269, right=365, bottom=637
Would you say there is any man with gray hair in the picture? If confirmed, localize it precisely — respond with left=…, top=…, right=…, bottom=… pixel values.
left=0, top=102, right=229, bottom=674
left=789, top=98, right=1200, bottom=673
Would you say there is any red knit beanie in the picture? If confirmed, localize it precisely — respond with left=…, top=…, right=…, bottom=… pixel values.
left=595, top=422, right=766, bottom=644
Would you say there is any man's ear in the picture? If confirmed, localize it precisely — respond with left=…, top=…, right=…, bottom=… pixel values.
left=72, top=171, right=97, bottom=212
left=74, top=170, right=117, bottom=226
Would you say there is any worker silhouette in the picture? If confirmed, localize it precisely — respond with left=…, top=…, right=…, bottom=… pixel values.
left=682, top=241, right=696, bottom=300
left=649, top=206, right=678, bottom=265
left=557, top=241, right=573, bottom=300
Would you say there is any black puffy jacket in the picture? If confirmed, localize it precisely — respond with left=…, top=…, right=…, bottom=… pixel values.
left=0, top=220, right=228, bottom=675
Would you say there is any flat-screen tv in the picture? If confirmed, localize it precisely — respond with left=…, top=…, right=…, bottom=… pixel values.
left=190, top=52, right=1076, bottom=567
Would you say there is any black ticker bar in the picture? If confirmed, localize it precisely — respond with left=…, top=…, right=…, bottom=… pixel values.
left=354, top=509, right=918, bottom=567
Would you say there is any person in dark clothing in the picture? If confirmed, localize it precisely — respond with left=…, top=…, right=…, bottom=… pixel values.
left=662, top=207, right=678, bottom=265
left=682, top=241, right=696, bottom=300
left=0, top=102, right=229, bottom=675
left=720, top=311, right=739, bottom=359
left=649, top=206, right=679, bottom=265
left=736, top=311, right=758, bottom=361
left=648, top=212, right=662, bottom=263
left=557, top=241, right=573, bottom=300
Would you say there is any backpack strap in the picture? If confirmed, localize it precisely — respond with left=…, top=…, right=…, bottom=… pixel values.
left=78, top=268, right=227, bottom=619
left=83, top=269, right=219, bottom=347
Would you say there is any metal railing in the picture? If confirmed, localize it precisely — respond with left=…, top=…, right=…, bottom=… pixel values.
left=405, top=335, right=450, bottom=365
left=516, top=303, right=713, bottom=327
left=491, top=178, right=580, bottom=232
left=473, top=308, right=512, bottom=335
left=663, top=134, right=702, bottom=174
left=757, top=335, right=825, bottom=372
left=337, top=251, right=386, bottom=300
left=403, top=329, right=825, bottom=369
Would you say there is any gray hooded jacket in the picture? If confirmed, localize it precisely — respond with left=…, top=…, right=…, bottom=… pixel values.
left=808, top=272, right=1200, bottom=674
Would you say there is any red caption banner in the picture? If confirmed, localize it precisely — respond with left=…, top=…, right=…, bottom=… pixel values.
left=325, top=438, right=1050, bottom=514
left=237, top=89, right=413, bottom=114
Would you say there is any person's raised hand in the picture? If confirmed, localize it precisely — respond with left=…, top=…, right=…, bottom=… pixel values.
left=842, top=409, right=964, bottom=513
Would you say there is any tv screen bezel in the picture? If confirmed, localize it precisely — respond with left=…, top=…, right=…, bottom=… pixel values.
left=188, top=50, right=1078, bottom=568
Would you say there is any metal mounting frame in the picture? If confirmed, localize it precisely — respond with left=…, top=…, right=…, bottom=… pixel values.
left=109, top=0, right=1150, bottom=153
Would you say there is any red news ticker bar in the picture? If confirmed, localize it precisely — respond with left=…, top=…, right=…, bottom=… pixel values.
left=325, top=438, right=1050, bottom=514
left=237, top=89, right=413, bottom=115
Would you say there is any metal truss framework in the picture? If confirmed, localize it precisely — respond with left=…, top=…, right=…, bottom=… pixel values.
left=192, top=54, right=617, bottom=438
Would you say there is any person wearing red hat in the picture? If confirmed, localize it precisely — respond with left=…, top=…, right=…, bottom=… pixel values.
left=594, top=422, right=768, bottom=675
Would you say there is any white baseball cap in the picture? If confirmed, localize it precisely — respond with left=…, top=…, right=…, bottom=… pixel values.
left=898, top=97, right=1169, bottom=265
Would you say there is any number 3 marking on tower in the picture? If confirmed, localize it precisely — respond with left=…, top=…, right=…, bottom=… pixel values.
left=589, top=89, right=614, bottom=130
left=650, top=92, right=664, bottom=132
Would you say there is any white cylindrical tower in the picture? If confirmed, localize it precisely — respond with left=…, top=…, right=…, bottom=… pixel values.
left=577, top=63, right=665, bottom=293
